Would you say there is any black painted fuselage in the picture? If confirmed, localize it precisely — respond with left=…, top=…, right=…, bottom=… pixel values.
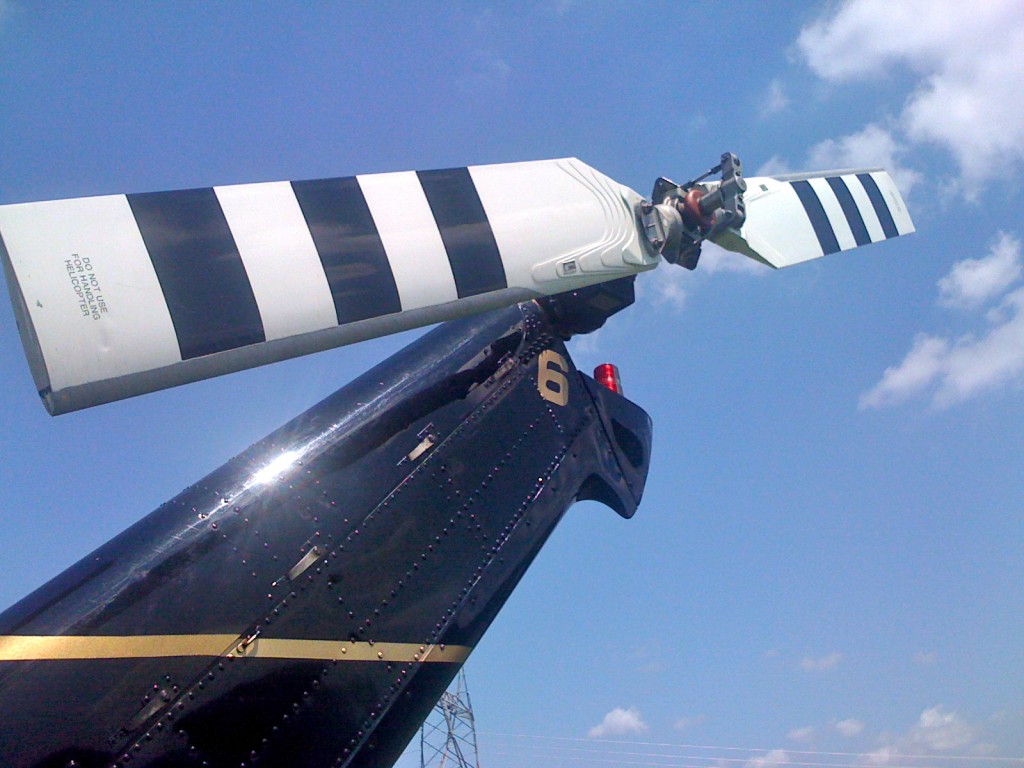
left=0, top=297, right=651, bottom=768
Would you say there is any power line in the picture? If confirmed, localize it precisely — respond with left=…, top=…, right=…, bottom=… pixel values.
left=479, top=731, right=1024, bottom=766
left=486, top=745, right=984, bottom=768
left=484, top=749, right=1006, bottom=768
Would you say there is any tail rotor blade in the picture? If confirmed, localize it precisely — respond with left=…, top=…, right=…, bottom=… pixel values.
left=711, top=168, right=915, bottom=268
left=1, top=152, right=916, bottom=415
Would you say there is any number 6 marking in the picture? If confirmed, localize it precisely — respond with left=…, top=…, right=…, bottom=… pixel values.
left=537, top=350, right=570, bottom=406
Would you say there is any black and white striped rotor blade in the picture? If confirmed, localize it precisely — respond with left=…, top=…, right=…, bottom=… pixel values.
left=0, top=159, right=656, bottom=415
left=711, top=169, right=914, bottom=268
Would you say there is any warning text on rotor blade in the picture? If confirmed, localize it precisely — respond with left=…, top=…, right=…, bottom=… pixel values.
left=65, top=254, right=108, bottom=320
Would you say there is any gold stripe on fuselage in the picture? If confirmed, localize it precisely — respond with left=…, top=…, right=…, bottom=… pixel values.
left=0, top=635, right=471, bottom=663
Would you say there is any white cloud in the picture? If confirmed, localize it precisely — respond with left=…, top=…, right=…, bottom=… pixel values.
left=859, top=334, right=950, bottom=408
left=861, top=745, right=898, bottom=765
left=637, top=242, right=766, bottom=309
left=700, top=242, right=769, bottom=276
left=913, top=650, right=938, bottom=666
left=754, top=124, right=920, bottom=197
left=787, top=725, right=815, bottom=743
left=567, top=326, right=604, bottom=361
left=806, top=124, right=922, bottom=197
left=689, top=111, right=710, bottom=135
left=754, top=155, right=793, bottom=178
left=746, top=749, right=791, bottom=768
left=860, top=288, right=1024, bottom=409
left=856, top=706, right=993, bottom=765
left=640, top=264, right=689, bottom=311
left=938, top=232, right=1022, bottom=309
left=910, top=706, right=976, bottom=751
left=674, top=714, right=705, bottom=732
left=935, top=288, right=1024, bottom=406
left=861, top=233, right=1024, bottom=408
left=798, top=0, right=1024, bottom=193
left=866, top=293, right=1024, bottom=408
left=761, top=78, right=789, bottom=117
left=836, top=718, right=865, bottom=737
left=800, top=652, right=844, bottom=671
left=587, top=706, right=649, bottom=738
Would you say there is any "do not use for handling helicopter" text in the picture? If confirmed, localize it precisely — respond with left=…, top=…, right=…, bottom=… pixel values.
left=65, top=254, right=108, bottom=320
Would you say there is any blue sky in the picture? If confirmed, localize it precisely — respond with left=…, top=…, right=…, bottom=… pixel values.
left=1, top=3, right=1022, bottom=767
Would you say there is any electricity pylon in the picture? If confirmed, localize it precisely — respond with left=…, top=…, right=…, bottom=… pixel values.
left=420, top=668, right=480, bottom=768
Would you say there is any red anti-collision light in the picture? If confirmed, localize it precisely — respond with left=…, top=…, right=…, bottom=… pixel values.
left=593, top=363, right=623, bottom=395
